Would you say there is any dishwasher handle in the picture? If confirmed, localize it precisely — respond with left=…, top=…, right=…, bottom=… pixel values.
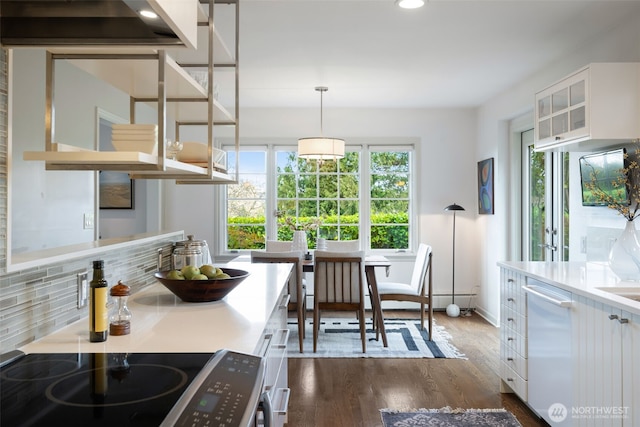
left=523, top=285, right=572, bottom=308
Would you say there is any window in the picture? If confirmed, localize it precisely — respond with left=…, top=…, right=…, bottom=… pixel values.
left=223, top=145, right=414, bottom=252
left=275, top=150, right=360, bottom=247
left=226, top=150, right=267, bottom=249
left=369, top=151, right=410, bottom=249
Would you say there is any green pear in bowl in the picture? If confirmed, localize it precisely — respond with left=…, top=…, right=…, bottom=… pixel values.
left=199, top=264, right=217, bottom=279
left=192, top=273, right=209, bottom=280
left=166, top=269, right=185, bottom=280
left=181, top=265, right=200, bottom=280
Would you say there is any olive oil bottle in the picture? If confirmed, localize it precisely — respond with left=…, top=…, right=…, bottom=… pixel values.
left=89, top=260, right=109, bottom=342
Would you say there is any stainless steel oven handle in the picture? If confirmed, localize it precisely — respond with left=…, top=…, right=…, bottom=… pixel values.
left=259, top=391, right=273, bottom=427
left=523, top=285, right=572, bottom=308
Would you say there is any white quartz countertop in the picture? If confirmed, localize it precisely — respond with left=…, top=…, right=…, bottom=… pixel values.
left=498, top=261, right=640, bottom=314
left=20, top=262, right=292, bottom=355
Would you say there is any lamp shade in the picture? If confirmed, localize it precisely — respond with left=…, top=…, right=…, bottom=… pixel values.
left=298, top=137, right=345, bottom=161
left=444, top=203, right=465, bottom=212
left=396, top=0, right=425, bottom=9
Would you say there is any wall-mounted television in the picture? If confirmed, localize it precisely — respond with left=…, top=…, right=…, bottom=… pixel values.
left=579, top=148, right=629, bottom=206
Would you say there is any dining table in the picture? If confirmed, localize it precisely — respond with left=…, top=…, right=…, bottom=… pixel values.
left=303, top=255, right=390, bottom=347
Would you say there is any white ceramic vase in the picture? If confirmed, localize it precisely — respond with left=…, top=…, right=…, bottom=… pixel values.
left=292, top=230, right=308, bottom=253
left=608, top=220, right=640, bottom=281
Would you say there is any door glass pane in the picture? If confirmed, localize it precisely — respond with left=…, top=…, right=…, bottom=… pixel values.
left=570, top=80, right=585, bottom=105
left=562, top=153, right=570, bottom=261
left=538, top=96, right=551, bottom=118
left=552, top=113, right=568, bottom=135
left=529, top=145, right=546, bottom=261
left=538, top=118, right=551, bottom=140
left=552, top=88, right=568, bottom=112
left=570, top=106, right=585, bottom=131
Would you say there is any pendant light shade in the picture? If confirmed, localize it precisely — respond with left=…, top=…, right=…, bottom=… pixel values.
left=298, top=87, right=345, bottom=162
left=396, top=0, right=425, bottom=9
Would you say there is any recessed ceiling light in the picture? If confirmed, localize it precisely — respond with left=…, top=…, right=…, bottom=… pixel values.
left=396, top=0, right=425, bottom=9
left=139, top=9, right=158, bottom=19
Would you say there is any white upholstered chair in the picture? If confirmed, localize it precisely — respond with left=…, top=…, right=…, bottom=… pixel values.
left=323, top=240, right=360, bottom=252
left=313, top=250, right=367, bottom=353
left=251, top=250, right=307, bottom=352
left=266, top=240, right=292, bottom=252
left=375, top=243, right=433, bottom=340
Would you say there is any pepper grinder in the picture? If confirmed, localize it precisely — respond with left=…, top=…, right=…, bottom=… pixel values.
left=109, top=281, right=131, bottom=336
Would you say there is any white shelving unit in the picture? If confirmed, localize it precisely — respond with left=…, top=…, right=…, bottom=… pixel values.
left=23, top=0, right=239, bottom=184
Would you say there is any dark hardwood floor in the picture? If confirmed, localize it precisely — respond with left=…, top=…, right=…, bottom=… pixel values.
left=285, top=310, right=547, bottom=427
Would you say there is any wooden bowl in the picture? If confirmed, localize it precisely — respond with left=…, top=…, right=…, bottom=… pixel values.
left=154, top=268, right=250, bottom=302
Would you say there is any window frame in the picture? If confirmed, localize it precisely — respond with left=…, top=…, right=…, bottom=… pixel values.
left=217, top=141, right=419, bottom=257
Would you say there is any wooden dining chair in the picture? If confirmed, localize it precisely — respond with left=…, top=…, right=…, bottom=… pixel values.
left=375, top=243, right=434, bottom=340
left=250, top=250, right=307, bottom=352
left=313, top=250, right=367, bottom=353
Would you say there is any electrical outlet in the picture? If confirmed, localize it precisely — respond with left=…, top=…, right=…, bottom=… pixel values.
left=83, top=213, right=94, bottom=230
left=77, top=272, right=88, bottom=308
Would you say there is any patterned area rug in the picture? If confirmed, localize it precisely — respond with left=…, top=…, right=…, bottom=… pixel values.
left=380, top=407, right=523, bottom=427
left=287, top=317, right=465, bottom=358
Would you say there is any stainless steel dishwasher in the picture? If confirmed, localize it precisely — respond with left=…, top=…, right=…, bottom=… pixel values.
left=523, top=278, right=573, bottom=426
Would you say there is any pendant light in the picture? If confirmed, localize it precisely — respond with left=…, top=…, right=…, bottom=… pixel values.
left=298, top=86, right=345, bottom=162
left=396, top=0, right=425, bottom=9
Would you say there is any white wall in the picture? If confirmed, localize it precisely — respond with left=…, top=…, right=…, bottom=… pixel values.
left=476, top=11, right=640, bottom=325
left=163, top=107, right=482, bottom=308
left=10, top=49, right=159, bottom=256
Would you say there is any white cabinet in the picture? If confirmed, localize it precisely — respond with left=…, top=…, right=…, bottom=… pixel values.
left=499, top=268, right=528, bottom=401
left=255, top=286, right=290, bottom=427
left=534, top=63, right=640, bottom=151
left=572, top=295, right=639, bottom=426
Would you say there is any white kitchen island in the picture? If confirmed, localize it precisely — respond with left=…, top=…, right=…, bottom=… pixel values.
left=11, top=262, right=293, bottom=427
left=21, top=262, right=291, bottom=355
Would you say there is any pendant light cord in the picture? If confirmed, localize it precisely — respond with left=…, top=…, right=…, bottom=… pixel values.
left=316, top=86, right=328, bottom=136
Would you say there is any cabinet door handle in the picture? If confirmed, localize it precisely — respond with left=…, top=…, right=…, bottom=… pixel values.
left=507, top=337, right=514, bottom=341
left=608, top=314, right=629, bottom=324
left=507, top=357, right=513, bottom=361
left=507, top=318, right=514, bottom=322
left=555, top=136, right=562, bottom=141
left=279, top=294, right=291, bottom=309
left=507, top=279, right=514, bottom=283
left=507, top=378, right=514, bottom=382
left=507, top=297, right=515, bottom=302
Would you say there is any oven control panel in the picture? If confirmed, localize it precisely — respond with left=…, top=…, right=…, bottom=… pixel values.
left=161, top=349, right=266, bottom=427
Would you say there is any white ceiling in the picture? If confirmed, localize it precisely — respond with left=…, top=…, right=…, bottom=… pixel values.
left=231, top=0, right=640, bottom=109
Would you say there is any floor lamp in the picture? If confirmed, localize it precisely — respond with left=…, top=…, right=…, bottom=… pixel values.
left=444, top=203, right=465, bottom=317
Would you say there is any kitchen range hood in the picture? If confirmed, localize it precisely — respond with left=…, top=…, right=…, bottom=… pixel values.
left=0, top=0, right=199, bottom=48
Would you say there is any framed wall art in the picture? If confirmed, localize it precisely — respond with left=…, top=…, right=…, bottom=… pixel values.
left=477, top=157, right=494, bottom=215
left=99, top=171, right=134, bottom=209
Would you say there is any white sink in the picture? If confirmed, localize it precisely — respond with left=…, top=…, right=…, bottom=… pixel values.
left=595, top=287, right=640, bottom=302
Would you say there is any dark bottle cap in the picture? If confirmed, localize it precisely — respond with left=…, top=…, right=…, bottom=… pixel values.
left=93, top=260, right=104, bottom=269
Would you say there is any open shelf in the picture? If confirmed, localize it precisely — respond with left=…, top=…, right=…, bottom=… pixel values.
left=24, top=0, right=239, bottom=183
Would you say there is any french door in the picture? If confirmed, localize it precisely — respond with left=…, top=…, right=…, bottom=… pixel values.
left=522, top=129, right=570, bottom=261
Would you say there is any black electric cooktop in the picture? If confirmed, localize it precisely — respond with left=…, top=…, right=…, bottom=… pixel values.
left=0, top=352, right=214, bottom=426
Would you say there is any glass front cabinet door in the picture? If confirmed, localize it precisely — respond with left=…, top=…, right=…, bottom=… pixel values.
left=535, top=69, right=588, bottom=149
left=534, top=63, right=640, bottom=151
